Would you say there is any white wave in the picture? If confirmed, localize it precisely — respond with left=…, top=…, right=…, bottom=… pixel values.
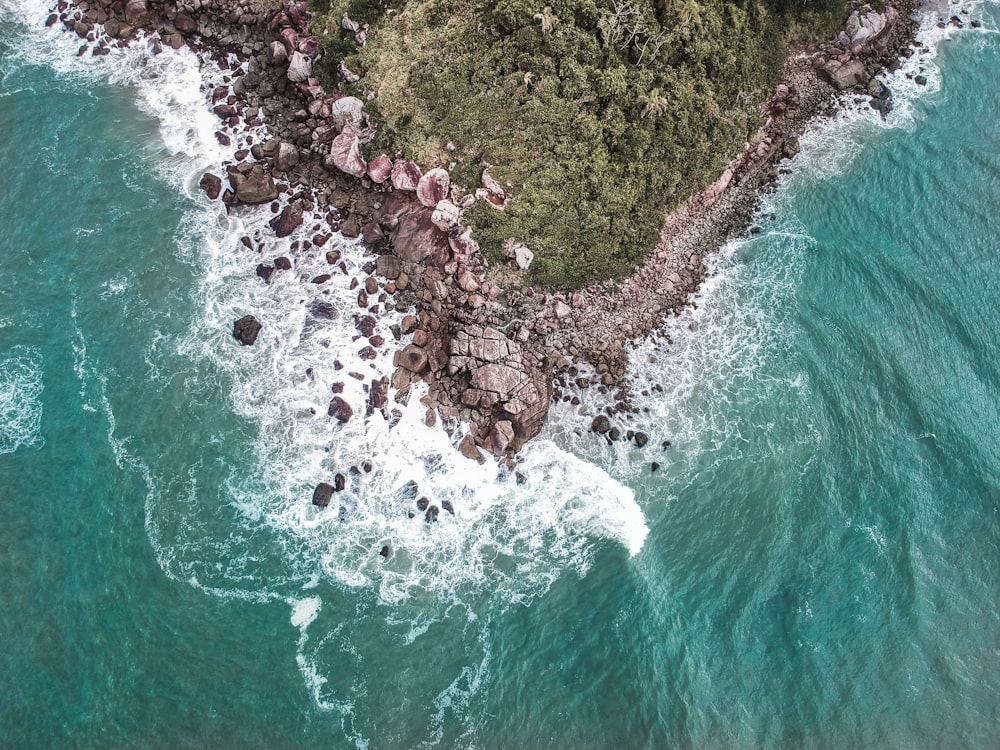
left=0, top=345, right=45, bottom=455
left=794, top=0, right=983, bottom=181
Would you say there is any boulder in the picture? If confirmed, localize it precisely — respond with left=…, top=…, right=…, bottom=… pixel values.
left=328, top=396, right=353, bottom=424
left=199, top=172, right=222, bottom=200
left=367, top=154, right=392, bottom=183
left=591, top=415, right=611, bottom=434
left=274, top=142, right=299, bottom=171
left=458, top=434, right=482, bottom=461
left=391, top=160, right=422, bottom=191
left=485, top=420, right=514, bottom=456
left=431, top=200, right=461, bottom=231
left=330, top=133, right=366, bottom=178
left=312, top=482, right=334, bottom=507
left=514, top=244, right=534, bottom=271
left=416, top=168, right=450, bottom=207
left=329, top=96, right=364, bottom=131
left=173, top=11, right=197, bottom=34
left=424, top=505, right=439, bottom=523
left=267, top=40, right=287, bottom=65
left=123, top=0, right=149, bottom=25
left=376, top=254, right=401, bottom=280
left=398, top=344, right=429, bottom=373
left=233, top=315, right=262, bottom=346
left=236, top=171, right=278, bottom=204
left=634, top=432, right=648, bottom=448
left=393, top=209, right=451, bottom=266
left=824, top=60, right=868, bottom=91
left=271, top=202, right=303, bottom=238
left=448, top=225, right=480, bottom=258
left=286, top=51, right=311, bottom=83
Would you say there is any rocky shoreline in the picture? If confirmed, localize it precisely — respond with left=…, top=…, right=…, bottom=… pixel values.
left=47, top=0, right=937, bottom=464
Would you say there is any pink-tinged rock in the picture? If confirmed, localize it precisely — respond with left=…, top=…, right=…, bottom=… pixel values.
left=485, top=420, right=514, bottom=456
left=329, top=96, right=364, bottom=131
left=391, top=160, right=422, bottom=191
left=236, top=172, right=278, bottom=204
left=448, top=225, right=480, bottom=258
left=458, top=434, right=482, bottom=461
left=431, top=199, right=460, bottom=230
left=514, top=244, right=534, bottom=271
left=554, top=300, right=571, bottom=319
left=267, top=40, right=287, bottom=65
left=457, top=268, right=480, bottom=293
left=417, top=168, right=450, bottom=207
left=330, top=133, right=366, bottom=178
left=338, top=60, right=360, bottom=83
left=286, top=2, right=312, bottom=33
left=472, top=364, right=523, bottom=398
left=399, top=344, right=429, bottom=373
left=124, top=0, right=149, bottom=25
left=279, top=28, right=298, bottom=54
left=571, top=292, right=585, bottom=308
left=297, top=36, right=319, bottom=56
left=274, top=142, right=299, bottom=171
left=287, top=51, right=311, bottom=83
left=481, top=169, right=504, bottom=197
left=367, top=154, right=392, bottom=183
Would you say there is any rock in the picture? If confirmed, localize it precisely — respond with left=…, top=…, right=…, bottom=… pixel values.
left=329, top=96, right=364, bottom=131
left=274, top=256, right=292, bottom=270
left=393, top=208, right=451, bottom=267
left=846, top=9, right=887, bottom=44
left=199, top=172, right=222, bottom=200
left=391, top=160, right=422, bottom=191
left=457, top=269, right=480, bottom=293
left=399, top=344, right=429, bottom=373
left=337, top=60, right=361, bottom=83
left=448, top=225, right=480, bottom=258
left=236, top=172, right=278, bottom=204
left=256, top=263, right=275, bottom=282
left=123, top=0, right=149, bottom=25
left=824, top=59, right=868, bottom=91
left=267, top=40, right=288, bottom=65
left=431, top=200, right=461, bottom=231
left=367, top=154, right=392, bottom=183
left=634, top=431, right=649, bottom=448
left=233, top=315, right=262, bottom=346
left=416, top=168, right=450, bottom=207
left=416, top=497, right=430, bottom=511
left=424, top=505, right=439, bottom=523
left=271, top=202, right=303, bottom=238
left=362, top=221, right=386, bottom=245
left=441, top=499, right=454, bottom=515
left=485, top=420, right=514, bottom=456
left=274, top=142, right=299, bottom=171
left=553, top=300, right=571, bottom=319
left=651, top=462, right=660, bottom=473
left=330, top=133, right=367, bottom=178
left=312, top=482, right=334, bottom=507
left=286, top=51, right=311, bottom=83
left=914, top=75, right=927, bottom=86
left=458, top=434, right=481, bottom=461
left=334, top=473, right=347, bottom=492
left=376, top=254, right=401, bottom=280
left=591, top=415, right=611, bottom=434
left=514, top=244, right=534, bottom=271
left=379, top=545, right=390, bottom=558
left=400, top=315, right=418, bottom=334
left=328, top=396, right=353, bottom=423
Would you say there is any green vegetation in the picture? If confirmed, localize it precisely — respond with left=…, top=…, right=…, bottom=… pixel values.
left=310, top=0, right=848, bottom=288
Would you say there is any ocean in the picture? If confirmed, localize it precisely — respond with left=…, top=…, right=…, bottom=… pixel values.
left=0, top=1, right=997, bottom=747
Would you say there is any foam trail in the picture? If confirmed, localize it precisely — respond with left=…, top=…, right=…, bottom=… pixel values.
left=0, top=346, right=45, bottom=455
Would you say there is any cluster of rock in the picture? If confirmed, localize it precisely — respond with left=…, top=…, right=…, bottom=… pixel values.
left=51, top=0, right=922, bottom=468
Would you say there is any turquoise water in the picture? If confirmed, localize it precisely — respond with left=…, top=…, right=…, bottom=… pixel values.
left=1, top=3, right=999, bottom=747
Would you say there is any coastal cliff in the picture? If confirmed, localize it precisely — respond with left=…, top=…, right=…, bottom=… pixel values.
left=49, top=0, right=920, bottom=462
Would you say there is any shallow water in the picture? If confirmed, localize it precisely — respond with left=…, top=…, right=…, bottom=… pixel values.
left=1, top=1, right=998, bottom=747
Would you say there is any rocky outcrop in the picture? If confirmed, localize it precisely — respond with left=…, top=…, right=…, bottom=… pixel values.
left=233, top=315, right=262, bottom=346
